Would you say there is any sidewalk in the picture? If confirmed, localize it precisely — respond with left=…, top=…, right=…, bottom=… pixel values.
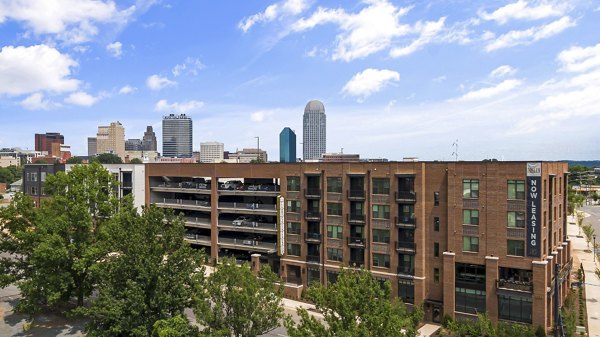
left=567, top=214, right=600, bottom=337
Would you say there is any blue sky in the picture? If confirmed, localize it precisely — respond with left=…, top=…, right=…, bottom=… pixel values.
left=1, top=0, right=599, bottom=160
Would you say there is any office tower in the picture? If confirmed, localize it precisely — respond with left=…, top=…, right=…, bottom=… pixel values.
left=142, top=126, right=157, bottom=151
left=96, top=122, right=125, bottom=159
left=200, top=141, right=224, bottom=163
left=303, top=100, right=326, bottom=160
left=125, top=139, right=143, bottom=151
left=162, top=114, right=192, bottom=158
left=227, top=148, right=267, bottom=163
left=87, top=137, right=97, bottom=156
left=35, top=132, right=64, bottom=156
left=279, top=127, right=296, bottom=163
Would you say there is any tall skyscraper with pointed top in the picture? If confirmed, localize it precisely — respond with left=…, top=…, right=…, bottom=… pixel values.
left=303, top=100, right=326, bottom=161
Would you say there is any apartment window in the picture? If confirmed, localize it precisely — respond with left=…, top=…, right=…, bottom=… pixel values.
left=287, top=176, right=300, bottom=191
left=463, top=236, right=479, bottom=252
left=434, top=242, right=439, bottom=257
left=327, top=225, right=343, bottom=239
left=463, top=209, right=479, bottom=225
left=327, top=202, right=343, bottom=216
left=499, top=295, right=532, bottom=323
left=507, top=240, right=525, bottom=256
left=507, top=180, right=525, bottom=200
left=372, top=178, right=390, bottom=195
left=398, top=280, right=415, bottom=304
left=372, top=229, right=390, bottom=243
left=327, top=177, right=342, bottom=193
left=40, top=172, right=47, bottom=182
left=327, top=248, right=343, bottom=262
left=287, top=200, right=300, bottom=213
left=373, top=253, right=390, bottom=268
left=434, top=192, right=440, bottom=205
left=399, top=254, right=415, bottom=275
left=30, top=186, right=38, bottom=195
left=455, top=287, right=486, bottom=314
left=327, top=271, right=339, bottom=285
left=434, top=217, right=440, bottom=231
left=372, top=204, right=390, bottom=219
left=307, top=267, right=320, bottom=286
left=287, top=222, right=300, bottom=235
left=463, top=179, right=479, bottom=198
left=434, top=268, right=440, bottom=283
left=507, top=212, right=526, bottom=228
left=287, top=243, right=301, bottom=256
left=31, top=172, right=38, bottom=182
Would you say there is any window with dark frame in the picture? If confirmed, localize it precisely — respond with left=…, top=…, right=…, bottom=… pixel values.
left=507, top=180, right=525, bottom=200
left=434, top=242, right=439, bottom=257
left=287, top=176, right=300, bottom=191
left=507, top=211, right=526, bottom=228
left=463, top=209, right=479, bottom=225
left=372, top=229, right=390, bottom=243
left=434, top=217, right=440, bottom=231
left=434, top=192, right=440, bottom=205
left=463, top=236, right=479, bottom=252
left=463, top=179, right=479, bottom=198
left=327, top=225, right=343, bottom=239
left=327, top=177, right=342, bottom=193
left=372, top=178, right=390, bottom=195
left=287, top=243, right=300, bottom=256
left=287, top=222, right=300, bottom=234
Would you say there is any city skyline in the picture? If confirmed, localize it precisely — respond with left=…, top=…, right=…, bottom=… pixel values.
left=0, top=1, right=599, bottom=161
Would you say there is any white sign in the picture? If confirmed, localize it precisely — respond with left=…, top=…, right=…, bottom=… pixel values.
left=277, top=195, right=285, bottom=256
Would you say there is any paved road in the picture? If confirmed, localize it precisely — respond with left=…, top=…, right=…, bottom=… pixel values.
left=582, top=205, right=600, bottom=242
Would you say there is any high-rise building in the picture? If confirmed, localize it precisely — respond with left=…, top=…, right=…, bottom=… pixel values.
left=125, top=139, right=143, bottom=151
left=279, top=127, right=296, bottom=163
left=200, top=142, right=224, bottom=163
left=87, top=137, right=97, bottom=156
left=162, top=114, right=192, bottom=158
left=96, top=122, right=125, bottom=159
left=303, top=100, right=326, bottom=161
left=35, top=132, right=64, bottom=156
left=142, top=126, right=157, bottom=151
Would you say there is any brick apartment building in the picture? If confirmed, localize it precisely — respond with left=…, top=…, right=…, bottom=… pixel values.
left=145, top=161, right=571, bottom=331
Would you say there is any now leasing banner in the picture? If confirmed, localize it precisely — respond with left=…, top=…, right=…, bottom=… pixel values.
left=277, top=195, right=285, bottom=256
left=526, top=163, right=542, bottom=258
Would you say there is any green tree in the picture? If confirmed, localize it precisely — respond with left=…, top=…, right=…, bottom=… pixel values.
left=194, top=258, right=284, bottom=337
left=66, top=156, right=84, bottom=164
left=284, top=268, right=423, bottom=337
left=152, top=316, right=201, bottom=337
left=583, top=224, right=595, bottom=249
left=0, top=165, right=23, bottom=184
left=576, top=210, right=585, bottom=235
left=129, top=158, right=143, bottom=164
left=0, top=162, right=119, bottom=314
left=93, top=153, right=123, bottom=164
left=83, top=205, right=205, bottom=337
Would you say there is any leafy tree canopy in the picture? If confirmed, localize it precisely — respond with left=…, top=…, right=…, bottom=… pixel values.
left=93, top=153, right=123, bottom=164
left=0, top=165, right=22, bottom=185
left=129, top=158, right=143, bottom=164
left=66, top=156, right=84, bottom=164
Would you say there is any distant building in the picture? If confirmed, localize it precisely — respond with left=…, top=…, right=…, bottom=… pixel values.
left=87, top=137, right=97, bottom=156
left=34, top=132, right=64, bottom=156
left=162, top=114, right=193, bottom=158
left=192, top=151, right=201, bottom=162
left=303, top=100, right=326, bottom=160
left=227, top=148, right=267, bottom=163
left=200, top=142, right=224, bottom=163
left=321, top=153, right=360, bottom=162
left=125, top=139, right=143, bottom=151
left=22, top=163, right=65, bottom=207
left=96, top=122, right=125, bottom=160
left=142, top=126, right=157, bottom=151
left=124, top=151, right=159, bottom=163
left=279, top=127, right=296, bottom=163
left=0, top=148, right=44, bottom=166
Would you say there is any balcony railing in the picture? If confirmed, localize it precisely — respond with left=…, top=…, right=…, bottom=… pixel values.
left=218, top=237, right=277, bottom=253
left=349, top=259, right=364, bottom=267
left=184, top=234, right=211, bottom=245
left=348, top=213, right=366, bottom=223
left=396, top=191, right=417, bottom=202
left=305, top=188, right=321, bottom=198
left=306, top=254, right=320, bottom=263
left=305, top=211, right=321, bottom=220
left=304, top=232, right=322, bottom=243
left=396, top=216, right=416, bottom=229
left=496, top=279, right=533, bottom=292
left=156, top=198, right=211, bottom=208
left=348, top=189, right=366, bottom=199
left=396, top=241, right=416, bottom=253
left=218, top=202, right=276, bottom=211
left=153, top=182, right=211, bottom=190
left=347, top=237, right=366, bottom=247
left=397, top=265, right=415, bottom=276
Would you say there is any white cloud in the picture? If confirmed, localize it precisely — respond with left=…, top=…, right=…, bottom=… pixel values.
left=342, top=68, right=400, bottom=100
left=106, top=41, right=122, bottom=58
left=154, top=99, right=204, bottom=113
left=20, top=92, right=51, bottom=110
left=455, top=79, right=522, bottom=102
left=118, top=85, right=136, bottom=94
left=146, top=74, right=176, bottom=91
left=172, top=57, right=204, bottom=77
left=239, top=0, right=311, bottom=32
left=0, top=44, right=80, bottom=96
left=64, top=91, right=102, bottom=106
left=390, top=17, right=446, bottom=57
left=479, top=0, right=567, bottom=24
left=432, top=75, right=447, bottom=83
left=557, top=43, right=600, bottom=73
left=485, top=16, right=575, bottom=51
left=250, top=111, right=266, bottom=122
left=490, top=65, right=517, bottom=78
left=0, top=0, right=135, bottom=44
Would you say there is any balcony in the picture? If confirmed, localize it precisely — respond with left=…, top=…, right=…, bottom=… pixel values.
left=305, top=210, right=321, bottom=221
left=347, top=213, right=366, bottom=224
left=347, top=237, right=366, bottom=248
left=396, top=191, right=416, bottom=203
left=155, top=198, right=211, bottom=211
left=396, top=241, right=416, bottom=254
left=348, top=189, right=366, bottom=200
left=151, top=182, right=211, bottom=194
left=217, top=202, right=277, bottom=214
left=396, top=216, right=416, bottom=229
left=496, top=279, right=533, bottom=292
left=218, top=237, right=277, bottom=254
left=349, top=259, right=364, bottom=267
left=397, top=265, right=415, bottom=276
left=304, top=188, right=321, bottom=198
left=304, top=232, right=322, bottom=243
left=184, top=233, right=211, bottom=246
left=306, top=254, right=320, bottom=263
